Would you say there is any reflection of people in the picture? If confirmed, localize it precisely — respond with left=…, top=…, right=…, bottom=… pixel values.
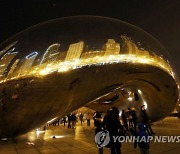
left=102, top=107, right=123, bottom=154
left=67, top=114, right=72, bottom=128
left=131, top=107, right=137, bottom=132
left=140, top=105, right=155, bottom=135
left=121, top=110, right=128, bottom=131
left=62, top=116, right=66, bottom=126
left=95, top=113, right=103, bottom=154
left=93, top=111, right=102, bottom=126
left=127, top=108, right=133, bottom=128
left=86, top=113, right=91, bottom=126
left=79, top=113, right=83, bottom=125
left=71, top=113, right=76, bottom=129
left=134, top=123, right=150, bottom=154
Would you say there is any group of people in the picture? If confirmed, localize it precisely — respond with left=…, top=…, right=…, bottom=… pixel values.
left=94, top=105, right=155, bottom=154
left=46, top=112, right=92, bottom=129
left=44, top=105, right=154, bottom=154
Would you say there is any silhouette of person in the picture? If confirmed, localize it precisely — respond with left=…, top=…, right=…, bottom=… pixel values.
left=131, top=107, right=137, bottom=132
left=102, top=107, right=124, bottom=154
left=62, top=116, right=66, bottom=126
left=134, top=123, right=150, bottom=154
left=79, top=113, right=84, bottom=125
left=71, top=113, right=76, bottom=129
left=140, top=105, right=155, bottom=135
left=86, top=113, right=91, bottom=126
left=67, top=114, right=72, bottom=128
left=94, top=112, right=103, bottom=154
left=127, top=108, right=133, bottom=128
left=121, top=110, right=128, bottom=131
left=93, top=111, right=102, bottom=126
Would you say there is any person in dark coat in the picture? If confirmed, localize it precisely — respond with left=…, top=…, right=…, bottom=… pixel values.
left=102, top=107, right=124, bottom=154
left=79, top=113, right=84, bottom=125
left=62, top=116, right=66, bottom=126
left=131, top=107, right=137, bottom=132
left=67, top=113, right=72, bottom=128
left=140, top=105, right=155, bottom=135
left=95, top=112, right=103, bottom=154
left=93, top=111, right=102, bottom=126
left=127, top=108, right=133, bottom=129
left=121, top=110, right=128, bottom=131
left=71, top=113, right=76, bottom=129
left=134, top=123, right=150, bottom=154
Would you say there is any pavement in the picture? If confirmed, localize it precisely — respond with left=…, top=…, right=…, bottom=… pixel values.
left=0, top=117, right=180, bottom=154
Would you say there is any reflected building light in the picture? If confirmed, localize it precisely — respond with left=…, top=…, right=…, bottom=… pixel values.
left=0, top=37, right=177, bottom=85
left=19, top=52, right=38, bottom=75
left=47, top=117, right=58, bottom=124
left=39, top=67, right=52, bottom=76
left=104, top=39, right=120, bottom=56
left=0, top=51, right=18, bottom=78
left=128, top=97, right=133, bottom=101
left=143, top=101, right=148, bottom=109
left=58, top=65, right=71, bottom=72
left=36, top=129, right=45, bottom=138
left=27, top=142, right=35, bottom=146
left=26, top=51, right=38, bottom=59
left=0, top=41, right=18, bottom=57
left=65, top=41, right=84, bottom=61
left=1, top=138, right=7, bottom=141
left=138, top=89, right=142, bottom=94
left=51, top=135, right=65, bottom=139
left=7, top=59, right=20, bottom=78
left=119, top=110, right=122, bottom=116
left=41, top=43, right=60, bottom=64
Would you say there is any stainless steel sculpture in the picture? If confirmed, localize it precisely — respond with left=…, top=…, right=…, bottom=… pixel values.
left=0, top=16, right=179, bottom=137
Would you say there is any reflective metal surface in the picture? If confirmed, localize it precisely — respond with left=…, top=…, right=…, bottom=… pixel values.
left=0, top=16, right=179, bottom=137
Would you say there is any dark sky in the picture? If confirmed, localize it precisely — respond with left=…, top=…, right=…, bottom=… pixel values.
left=0, top=0, right=180, bottom=76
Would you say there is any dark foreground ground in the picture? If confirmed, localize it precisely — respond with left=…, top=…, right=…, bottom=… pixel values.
left=0, top=117, right=180, bottom=154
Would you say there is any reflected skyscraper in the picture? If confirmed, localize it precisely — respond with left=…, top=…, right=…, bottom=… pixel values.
left=105, top=39, right=120, bottom=55
left=7, top=59, right=20, bottom=78
left=41, top=43, right=60, bottom=64
left=19, top=52, right=38, bottom=75
left=121, top=35, right=138, bottom=54
left=0, top=41, right=18, bottom=58
left=65, top=41, right=84, bottom=61
left=0, top=49, right=18, bottom=78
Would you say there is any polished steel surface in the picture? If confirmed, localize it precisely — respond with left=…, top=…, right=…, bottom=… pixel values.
left=0, top=16, right=179, bottom=137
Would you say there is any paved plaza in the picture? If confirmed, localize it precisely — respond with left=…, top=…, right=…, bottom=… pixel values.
left=0, top=117, right=180, bottom=154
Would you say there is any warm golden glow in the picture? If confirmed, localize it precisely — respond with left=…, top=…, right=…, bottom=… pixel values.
left=0, top=37, right=178, bottom=88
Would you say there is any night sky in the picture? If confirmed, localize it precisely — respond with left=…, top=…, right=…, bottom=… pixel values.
left=0, top=0, right=180, bottom=77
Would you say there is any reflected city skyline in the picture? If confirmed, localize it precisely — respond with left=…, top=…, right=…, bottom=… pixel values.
left=0, top=35, right=177, bottom=86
